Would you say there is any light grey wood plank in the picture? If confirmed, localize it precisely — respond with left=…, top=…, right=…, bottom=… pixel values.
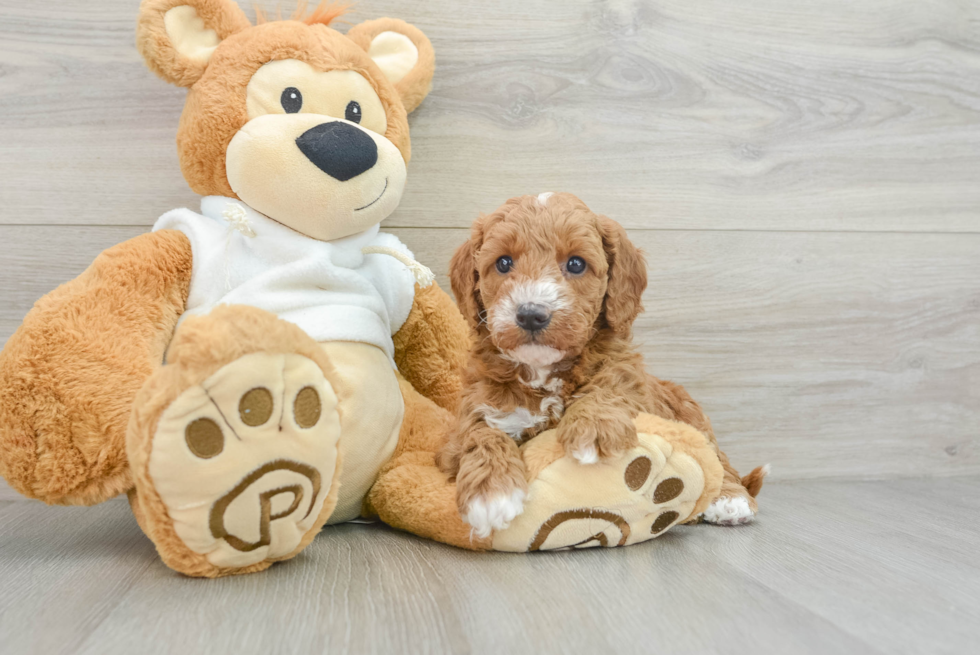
left=74, top=526, right=476, bottom=655
left=1, top=0, right=979, bottom=231
left=0, top=479, right=978, bottom=654
left=633, top=229, right=980, bottom=481
left=0, top=479, right=20, bottom=502
left=414, top=531, right=880, bottom=655
left=1, top=226, right=977, bottom=482
left=0, top=501, right=154, bottom=654
left=685, top=479, right=980, bottom=655
left=25, top=498, right=880, bottom=655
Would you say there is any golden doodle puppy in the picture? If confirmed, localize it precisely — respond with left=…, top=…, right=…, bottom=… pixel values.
left=438, top=193, right=767, bottom=537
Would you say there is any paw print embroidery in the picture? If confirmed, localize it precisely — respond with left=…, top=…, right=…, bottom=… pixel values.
left=624, top=455, right=686, bottom=535
left=146, top=352, right=342, bottom=568
left=527, top=461, right=690, bottom=551
left=490, top=423, right=709, bottom=552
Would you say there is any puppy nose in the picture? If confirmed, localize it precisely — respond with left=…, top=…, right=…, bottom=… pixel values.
left=516, top=304, right=552, bottom=332
left=295, top=122, right=378, bottom=182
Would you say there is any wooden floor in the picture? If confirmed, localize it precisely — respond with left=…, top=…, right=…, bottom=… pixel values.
left=1, top=0, right=979, bottom=652
left=0, top=477, right=977, bottom=654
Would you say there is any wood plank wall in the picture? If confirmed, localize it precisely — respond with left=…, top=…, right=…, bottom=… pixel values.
left=1, top=0, right=977, bottom=501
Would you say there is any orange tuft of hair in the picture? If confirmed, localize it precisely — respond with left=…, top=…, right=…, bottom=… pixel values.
left=740, top=464, right=770, bottom=498
left=254, top=1, right=352, bottom=26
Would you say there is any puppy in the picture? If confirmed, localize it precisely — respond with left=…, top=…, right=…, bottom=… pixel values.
left=437, top=192, right=767, bottom=538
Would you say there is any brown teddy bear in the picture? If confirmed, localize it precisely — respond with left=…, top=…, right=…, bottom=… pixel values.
left=0, top=0, right=724, bottom=576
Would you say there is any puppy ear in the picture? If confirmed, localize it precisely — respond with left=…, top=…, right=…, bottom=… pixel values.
left=450, top=221, right=487, bottom=331
left=136, top=0, right=250, bottom=88
left=346, top=18, right=435, bottom=113
left=599, top=217, right=647, bottom=337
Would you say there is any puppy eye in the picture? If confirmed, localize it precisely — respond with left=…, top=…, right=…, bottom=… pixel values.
left=495, top=256, right=514, bottom=274
left=566, top=256, right=587, bottom=275
left=281, top=87, right=303, bottom=113
left=345, top=100, right=362, bottom=124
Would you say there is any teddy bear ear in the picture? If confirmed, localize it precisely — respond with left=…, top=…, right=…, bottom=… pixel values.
left=346, top=18, right=435, bottom=114
left=136, top=0, right=251, bottom=88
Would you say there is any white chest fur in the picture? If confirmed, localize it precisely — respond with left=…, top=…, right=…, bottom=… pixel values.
left=478, top=405, right=548, bottom=440
left=478, top=382, right=565, bottom=441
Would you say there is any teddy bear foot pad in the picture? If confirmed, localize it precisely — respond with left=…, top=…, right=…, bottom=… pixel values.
left=154, top=352, right=340, bottom=561
left=491, top=414, right=721, bottom=552
left=126, top=307, right=345, bottom=577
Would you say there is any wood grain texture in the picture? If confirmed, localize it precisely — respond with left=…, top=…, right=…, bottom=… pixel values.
left=1, top=3, right=978, bottom=650
left=1, top=226, right=977, bottom=482
left=0, top=0, right=978, bottom=497
left=0, top=0, right=979, bottom=230
left=0, top=478, right=978, bottom=654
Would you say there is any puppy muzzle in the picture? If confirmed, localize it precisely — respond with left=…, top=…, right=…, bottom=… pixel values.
left=515, top=303, right=552, bottom=333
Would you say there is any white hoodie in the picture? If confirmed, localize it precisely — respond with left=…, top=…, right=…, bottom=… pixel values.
left=153, top=196, right=417, bottom=364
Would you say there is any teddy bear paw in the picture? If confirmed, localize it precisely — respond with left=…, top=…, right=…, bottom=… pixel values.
left=490, top=417, right=713, bottom=552
left=134, top=352, right=342, bottom=573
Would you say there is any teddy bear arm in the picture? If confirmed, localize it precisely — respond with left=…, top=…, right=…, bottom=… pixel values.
left=0, top=229, right=192, bottom=505
left=392, top=283, right=471, bottom=414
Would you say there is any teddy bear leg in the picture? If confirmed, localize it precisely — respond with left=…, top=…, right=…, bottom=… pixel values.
left=0, top=230, right=192, bottom=506
left=126, top=305, right=344, bottom=577
left=364, top=376, right=492, bottom=551
left=491, top=413, right=725, bottom=552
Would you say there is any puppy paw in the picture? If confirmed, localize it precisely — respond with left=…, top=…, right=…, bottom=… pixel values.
left=701, top=495, right=756, bottom=525
left=571, top=445, right=599, bottom=465
left=462, top=488, right=527, bottom=539
left=452, top=427, right=529, bottom=538
left=558, top=411, right=639, bottom=463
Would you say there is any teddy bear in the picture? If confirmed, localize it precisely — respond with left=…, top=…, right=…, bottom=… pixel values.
left=0, top=0, right=725, bottom=577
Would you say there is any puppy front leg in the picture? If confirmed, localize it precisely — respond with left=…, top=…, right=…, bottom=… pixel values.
left=557, top=391, right=639, bottom=464
left=452, top=425, right=528, bottom=538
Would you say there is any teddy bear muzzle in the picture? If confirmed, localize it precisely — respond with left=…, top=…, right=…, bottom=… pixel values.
left=225, top=113, right=407, bottom=242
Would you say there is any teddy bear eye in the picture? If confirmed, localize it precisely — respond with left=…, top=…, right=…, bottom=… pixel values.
left=495, top=256, right=514, bottom=274
left=281, top=87, right=303, bottom=113
left=566, top=256, right=587, bottom=275
left=345, top=100, right=362, bottom=124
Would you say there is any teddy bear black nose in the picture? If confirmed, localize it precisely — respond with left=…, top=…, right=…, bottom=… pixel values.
left=295, top=121, right=378, bottom=182
left=516, top=303, right=552, bottom=332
